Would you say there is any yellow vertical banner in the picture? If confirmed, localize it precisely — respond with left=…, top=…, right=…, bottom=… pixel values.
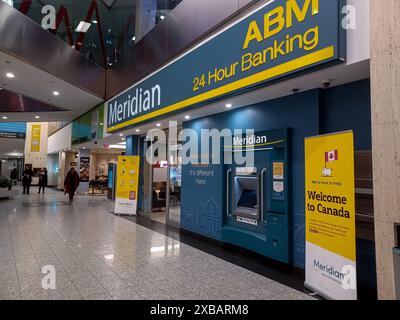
left=304, top=131, right=357, bottom=300
left=30, top=124, right=41, bottom=152
left=114, top=155, right=140, bottom=215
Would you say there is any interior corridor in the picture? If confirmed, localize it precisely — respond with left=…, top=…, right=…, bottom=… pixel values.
left=0, top=189, right=314, bottom=300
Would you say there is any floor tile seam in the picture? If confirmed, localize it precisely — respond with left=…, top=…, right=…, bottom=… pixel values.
left=7, top=213, right=22, bottom=300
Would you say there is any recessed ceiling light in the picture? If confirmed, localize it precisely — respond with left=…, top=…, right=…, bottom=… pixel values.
left=92, top=20, right=98, bottom=24
left=35, top=115, right=40, bottom=119
left=160, top=15, right=165, bottom=20
left=132, top=36, right=136, bottom=41
left=226, top=103, right=232, bottom=108
left=119, top=133, right=123, bottom=137
left=6, top=72, right=15, bottom=78
left=184, top=115, right=190, bottom=120
left=76, top=21, right=91, bottom=33
left=53, top=91, right=60, bottom=96
left=2, top=116, right=8, bottom=120
left=156, top=123, right=161, bottom=127
left=135, top=129, right=140, bottom=132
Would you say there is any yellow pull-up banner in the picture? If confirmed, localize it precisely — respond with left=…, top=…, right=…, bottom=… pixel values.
left=304, top=131, right=357, bottom=300
left=114, top=155, right=140, bottom=215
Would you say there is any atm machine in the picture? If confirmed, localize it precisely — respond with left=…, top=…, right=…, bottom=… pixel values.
left=222, top=128, right=291, bottom=264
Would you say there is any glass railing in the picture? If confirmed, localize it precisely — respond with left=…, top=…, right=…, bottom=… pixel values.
left=8, top=0, right=183, bottom=67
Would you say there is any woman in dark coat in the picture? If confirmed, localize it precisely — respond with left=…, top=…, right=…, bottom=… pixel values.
left=64, top=167, right=79, bottom=203
left=38, top=167, right=48, bottom=194
left=22, top=165, right=34, bottom=194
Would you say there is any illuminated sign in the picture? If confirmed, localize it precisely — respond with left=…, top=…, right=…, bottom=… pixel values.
left=107, top=0, right=345, bottom=132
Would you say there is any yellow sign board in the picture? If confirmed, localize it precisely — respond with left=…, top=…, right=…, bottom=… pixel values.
left=114, top=155, right=140, bottom=215
left=273, top=162, right=284, bottom=180
left=30, top=124, right=41, bottom=152
left=304, top=131, right=357, bottom=300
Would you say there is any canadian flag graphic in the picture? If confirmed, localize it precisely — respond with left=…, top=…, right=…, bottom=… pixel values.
left=325, top=150, right=338, bottom=162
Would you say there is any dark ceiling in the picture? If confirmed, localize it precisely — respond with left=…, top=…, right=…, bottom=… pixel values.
left=0, top=89, right=65, bottom=112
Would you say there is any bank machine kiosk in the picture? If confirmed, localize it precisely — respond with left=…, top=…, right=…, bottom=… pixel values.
left=222, top=128, right=291, bottom=263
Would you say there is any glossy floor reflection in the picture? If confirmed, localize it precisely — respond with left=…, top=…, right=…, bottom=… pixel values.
left=0, top=188, right=315, bottom=300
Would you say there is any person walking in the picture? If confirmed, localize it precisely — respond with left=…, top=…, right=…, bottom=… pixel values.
left=64, top=167, right=79, bottom=204
left=38, top=167, right=48, bottom=194
left=10, top=167, right=18, bottom=181
left=22, top=165, right=34, bottom=195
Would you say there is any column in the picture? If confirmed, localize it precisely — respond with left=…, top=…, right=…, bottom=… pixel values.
left=370, top=0, right=400, bottom=300
left=126, top=135, right=139, bottom=156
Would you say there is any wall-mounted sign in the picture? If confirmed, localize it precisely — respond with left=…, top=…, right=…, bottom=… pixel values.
left=273, top=162, right=284, bottom=179
left=0, top=132, right=25, bottom=139
left=304, top=131, right=357, bottom=300
left=224, top=131, right=286, bottom=153
left=114, top=155, right=140, bottom=215
left=30, top=124, right=41, bottom=152
left=107, top=0, right=345, bottom=132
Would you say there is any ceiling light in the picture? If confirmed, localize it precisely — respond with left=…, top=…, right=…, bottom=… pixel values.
left=121, top=137, right=125, bottom=141
left=6, top=72, right=15, bottom=78
left=160, top=15, right=165, bottom=20
left=2, top=116, right=8, bottom=120
left=35, top=115, right=40, bottom=119
left=226, top=103, right=232, bottom=108
left=92, top=20, right=98, bottom=24
left=132, top=36, right=136, bottom=41
left=76, top=21, right=91, bottom=33
left=135, top=129, right=140, bottom=132
left=109, top=144, right=126, bottom=149
left=156, top=123, right=161, bottom=127
left=53, top=91, right=60, bottom=96
left=184, top=115, right=190, bottom=120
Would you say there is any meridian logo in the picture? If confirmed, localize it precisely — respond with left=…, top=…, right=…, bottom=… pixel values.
left=313, top=259, right=345, bottom=281
left=313, top=260, right=356, bottom=290
left=233, top=134, right=268, bottom=146
left=108, top=85, right=161, bottom=126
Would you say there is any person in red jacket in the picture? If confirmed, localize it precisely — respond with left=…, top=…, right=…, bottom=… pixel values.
left=64, top=167, right=79, bottom=204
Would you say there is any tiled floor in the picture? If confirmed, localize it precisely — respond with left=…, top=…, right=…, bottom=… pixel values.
left=0, top=188, right=315, bottom=300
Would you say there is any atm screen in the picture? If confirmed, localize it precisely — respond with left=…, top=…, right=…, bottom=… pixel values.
left=237, top=190, right=257, bottom=208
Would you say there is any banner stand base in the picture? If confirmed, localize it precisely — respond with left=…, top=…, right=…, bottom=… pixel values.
left=304, top=282, right=331, bottom=300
